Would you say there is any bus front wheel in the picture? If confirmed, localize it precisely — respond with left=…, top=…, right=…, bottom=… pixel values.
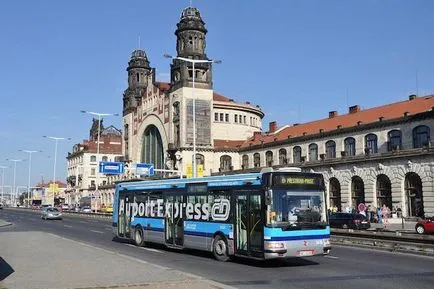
left=213, top=235, right=230, bottom=262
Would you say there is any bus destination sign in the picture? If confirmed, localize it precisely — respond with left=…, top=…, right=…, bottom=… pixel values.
left=272, top=174, right=323, bottom=187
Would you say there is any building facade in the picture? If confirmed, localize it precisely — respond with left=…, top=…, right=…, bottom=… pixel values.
left=117, top=6, right=433, bottom=218
left=66, top=119, right=123, bottom=205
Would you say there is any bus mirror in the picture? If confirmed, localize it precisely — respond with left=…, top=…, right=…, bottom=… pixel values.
left=265, top=190, right=272, bottom=206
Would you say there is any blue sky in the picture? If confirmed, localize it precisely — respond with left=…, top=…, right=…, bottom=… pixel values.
left=1, top=0, right=433, bottom=188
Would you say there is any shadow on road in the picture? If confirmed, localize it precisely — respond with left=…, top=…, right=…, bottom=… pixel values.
left=0, top=256, right=14, bottom=281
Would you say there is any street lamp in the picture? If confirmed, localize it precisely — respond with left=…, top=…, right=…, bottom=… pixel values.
left=6, top=159, right=23, bottom=206
left=19, top=149, right=41, bottom=206
left=43, top=136, right=71, bottom=206
left=164, top=54, right=221, bottom=177
left=0, top=165, right=8, bottom=203
left=80, top=110, right=119, bottom=212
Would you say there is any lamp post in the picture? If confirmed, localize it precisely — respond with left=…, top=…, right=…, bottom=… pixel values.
left=0, top=165, right=8, bottom=204
left=163, top=54, right=221, bottom=177
left=6, top=159, right=23, bottom=206
left=80, top=110, right=119, bottom=212
left=43, top=136, right=71, bottom=206
left=19, top=150, right=41, bottom=206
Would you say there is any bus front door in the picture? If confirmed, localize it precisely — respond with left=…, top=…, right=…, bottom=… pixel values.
left=165, top=195, right=184, bottom=247
left=235, top=193, right=264, bottom=258
left=118, top=193, right=133, bottom=238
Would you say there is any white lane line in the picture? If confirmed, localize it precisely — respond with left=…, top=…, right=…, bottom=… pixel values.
left=79, top=221, right=88, bottom=224
left=324, top=255, right=339, bottom=259
left=125, top=244, right=164, bottom=254
left=90, top=230, right=104, bottom=234
left=63, top=225, right=73, bottom=228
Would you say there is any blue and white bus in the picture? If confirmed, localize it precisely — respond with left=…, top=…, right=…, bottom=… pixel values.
left=112, top=167, right=331, bottom=261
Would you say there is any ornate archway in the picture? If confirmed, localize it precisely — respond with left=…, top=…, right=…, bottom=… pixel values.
left=351, top=176, right=365, bottom=209
left=376, top=174, right=392, bottom=209
left=141, top=125, right=164, bottom=169
left=329, top=177, right=341, bottom=212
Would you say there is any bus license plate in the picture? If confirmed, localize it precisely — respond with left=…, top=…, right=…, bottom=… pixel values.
left=298, top=250, right=314, bottom=256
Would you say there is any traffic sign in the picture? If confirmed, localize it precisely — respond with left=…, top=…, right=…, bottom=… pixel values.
left=99, top=162, right=124, bottom=175
left=136, top=163, right=155, bottom=176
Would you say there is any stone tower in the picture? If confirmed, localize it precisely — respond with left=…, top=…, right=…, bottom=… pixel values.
left=122, top=49, right=152, bottom=115
left=170, top=6, right=213, bottom=90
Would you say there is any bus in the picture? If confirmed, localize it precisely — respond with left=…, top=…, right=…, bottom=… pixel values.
left=112, top=167, right=331, bottom=261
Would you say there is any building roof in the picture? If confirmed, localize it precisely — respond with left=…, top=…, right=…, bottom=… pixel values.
left=214, top=139, right=245, bottom=150
left=241, top=94, right=434, bottom=148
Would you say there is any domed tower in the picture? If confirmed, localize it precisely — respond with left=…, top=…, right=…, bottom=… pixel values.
left=170, top=6, right=213, bottom=90
left=123, top=49, right=152, bottom=115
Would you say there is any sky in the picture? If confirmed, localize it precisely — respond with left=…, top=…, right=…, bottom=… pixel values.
left=1, top=0, right=434, bottom=189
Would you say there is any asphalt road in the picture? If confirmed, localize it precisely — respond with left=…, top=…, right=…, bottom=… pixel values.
left=1, top=208, right=434, bottom=289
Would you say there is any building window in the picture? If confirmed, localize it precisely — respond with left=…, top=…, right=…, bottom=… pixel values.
left=253, top=153, right=260, bottom=167
left=344, top=137, right=356, bottom=156
left=214, top=113, right=218, bottom=121
left=196, top=154, right=205, bottom=170
left=377, top=174, right=392, bottom=209
left=90, top=155, right=97, bottom=162
left=225, top=114, right=229, bottom=122
left=351, top=176, right=365, bottom=207
left=326, top=140, right=336, bottom=159
left=293, top=146, right=302, bottom=163
left=243, top=116, right=246, bottom=124
left=141, top=125, right=164, bottom=169
left=365, top=134, right=378, bottom=154
left=220, top=155, right=232, bottom=171
left=91, top=168, right=96, bottom=176
left=278, top=149, right=287, bottom=165
left=220, top=113, right=223, bottom=121
left=388, top=130, right=402, bottom=151
left=265, top=151, right=273, bottom=167
left=102, top=156, right=108, bottom=162
left=234, top=114, right=238, bottom=123
left=242, top=155, right=249, bottom=169
left=308, top=143, right=318, bottom=161
left=412, top=125, right=430, bottom=148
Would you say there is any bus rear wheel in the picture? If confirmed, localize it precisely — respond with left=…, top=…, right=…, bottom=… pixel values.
left=213, top=235, right=230, bottom=262
left=134, top=226, right=145, bottom=247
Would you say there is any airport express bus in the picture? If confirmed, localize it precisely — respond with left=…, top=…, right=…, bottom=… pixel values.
left=112, top=167, right=331, bottom=261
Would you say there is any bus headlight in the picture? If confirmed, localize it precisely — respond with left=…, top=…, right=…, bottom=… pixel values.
left=323, top=239, right=330, bottom=247
left=265, top=242, right=285, bottom=249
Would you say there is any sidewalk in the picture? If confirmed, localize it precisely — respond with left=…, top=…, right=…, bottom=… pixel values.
left=368, top=219, right=417, bottom=233
left=0, top=231, right=234, bottom=289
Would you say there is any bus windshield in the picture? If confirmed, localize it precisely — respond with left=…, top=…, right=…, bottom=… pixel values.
left=268, top=190, right=327, bottom=230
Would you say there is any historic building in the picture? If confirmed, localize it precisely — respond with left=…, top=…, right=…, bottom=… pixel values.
left=120, top=5, right=434, bottom=218
left=122, top=6, right=263, bottom=176
left=66, top=119, right=123, bottom=205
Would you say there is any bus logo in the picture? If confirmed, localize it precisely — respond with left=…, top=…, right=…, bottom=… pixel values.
left=211, top=199, right=230, bottom=221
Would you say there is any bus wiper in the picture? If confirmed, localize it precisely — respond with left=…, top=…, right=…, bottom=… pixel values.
left=282, top=222, right=326, bottom=231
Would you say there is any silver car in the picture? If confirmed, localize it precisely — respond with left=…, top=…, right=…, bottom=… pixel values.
left=41, top=207, right=62, bottom=220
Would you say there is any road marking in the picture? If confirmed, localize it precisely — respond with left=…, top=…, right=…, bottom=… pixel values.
left=125, top=244, right=164, bottom=254
left=324, top=255, right=339, bottom=259
left=105, top=228, right=112, bottom=231
left=63, top=225, right=73, bottom=228
left=90, top=230, right=104, bottom=234
left=79, top=221, right=88, bottom=224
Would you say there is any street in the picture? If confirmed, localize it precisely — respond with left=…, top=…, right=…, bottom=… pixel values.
left=1, top=209, right=433, bottom=289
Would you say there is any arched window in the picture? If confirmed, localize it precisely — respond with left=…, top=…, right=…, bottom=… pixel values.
left=220, top=155, right=232, bottom=171
left=253, top=153, right=261, bottom=168
left=293, top=146, right=302, bottom=163
left=329, top=178, right=341, bottom=212
left=405, top=172, right=424, bottom=217
left=90, top=155, right=97, bottom=162
left=388, top=130, right=402, bottom=151
left=196, top=154, right=205, bottom=170
left=136, top=73, right=140, bottom=82
left=242, top=155, right=249, bottom=169
left=308, top=143, right=318, bottom=161
left=365, top=134, right=378, bottom=154
left=344, top=137, right=356, bottom=156
left=326, top=140, right=336, bottom=159
left=351, top=176, right=365, bottom=208
left=142, top=125, right=164, bottom=169
left=377, top=174, right=392, bottom=209
left=102, top=156, right=108, bottom=162
left=278, top=149, right=287, bottom=165
left=266, top=151, right=273, bottom=167
left=412, top=125, right=430, bottom=148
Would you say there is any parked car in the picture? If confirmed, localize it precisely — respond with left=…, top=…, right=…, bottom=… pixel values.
left=329, top=212, right=370, bottom=230
left=415, top=216, right=434, bottom=234
left=81, top=206, right=92, bottom=213
left=41, top=207, right=62, bottom=220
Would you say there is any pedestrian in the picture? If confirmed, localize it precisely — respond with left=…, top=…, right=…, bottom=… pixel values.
left=377, top=206, right=383, bottom=224
left=366, top=205, right=372, bottom=222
